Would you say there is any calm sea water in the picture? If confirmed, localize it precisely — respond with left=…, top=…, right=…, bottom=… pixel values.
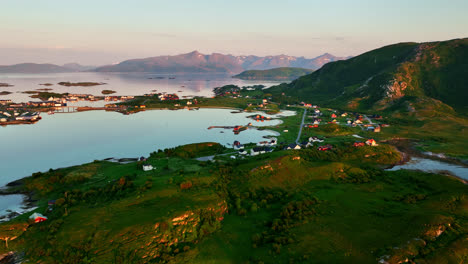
left=388, top=157, right=468, bottom=180
left=0, top=72, right=281, bottom=103
left=0, top=109, right=288, bottom=187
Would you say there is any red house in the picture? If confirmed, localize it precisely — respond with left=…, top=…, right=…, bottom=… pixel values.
left=318, top=145, right=333, bottom=151
left=353, top=142, right=365, bottom=147
left=29, top=212, right=48, bottom=223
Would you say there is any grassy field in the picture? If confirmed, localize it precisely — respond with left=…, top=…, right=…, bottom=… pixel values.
left=1, top=139, right=466, bottom=263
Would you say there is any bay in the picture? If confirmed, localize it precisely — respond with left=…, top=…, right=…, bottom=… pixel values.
left=0, top=108, right=285, bottom=187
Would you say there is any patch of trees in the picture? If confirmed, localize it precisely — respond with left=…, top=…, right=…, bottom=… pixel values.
left=150, top=143, right=225, bottom=159
left=46, top=174, right=137, bottom=219
left=392, top=193, right=427, bottom=204
left=213, top=85, right=240, bottom=97
left=251, top=197, right=320, bottom=254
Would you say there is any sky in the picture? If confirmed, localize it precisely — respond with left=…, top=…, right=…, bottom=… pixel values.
left=1, top=0, right=467, bottom=65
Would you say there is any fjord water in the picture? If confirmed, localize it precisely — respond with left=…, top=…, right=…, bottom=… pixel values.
left=0, top=72, right=281, bottom=103
left=0, top=109, right=283, bottom=187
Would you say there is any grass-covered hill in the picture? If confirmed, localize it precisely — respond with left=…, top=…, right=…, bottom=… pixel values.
left=1, top=142, right=467, bottom=263
left=272, top=38, right=468, bottom=115
left=232, top=67, right=313, bottom=81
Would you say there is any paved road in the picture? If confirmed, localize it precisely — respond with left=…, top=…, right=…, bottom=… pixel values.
left=295, top=108, right=307, bottom=144
left=363, top=115, right=375, bottom=125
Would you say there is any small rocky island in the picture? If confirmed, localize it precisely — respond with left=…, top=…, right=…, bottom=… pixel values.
left=58, top=82, right=106, bottom=87
left=101, top=89, right=116, bottom=94
left=0, top=83, right=14, bottom=87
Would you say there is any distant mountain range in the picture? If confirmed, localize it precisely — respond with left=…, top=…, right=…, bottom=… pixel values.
left=271, top=38, right=468, bottom=115
left=93, top=51, right=349, bottom=74
left=0, top=63, right=95, bottom=74
left=62, top=63, right=96, bottom=72
left=233, top=67, right=314, bottom=81
left=0, top=52, right=349, bottom=74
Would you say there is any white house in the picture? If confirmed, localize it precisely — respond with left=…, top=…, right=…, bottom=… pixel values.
left=286, top=144, right=302, bottom=150
left=309, top=136, right=324, bottom=143
left=268, top=138, right=277, bottom=146
left=250, top=147, right=267, bottom=156
left=142, top=164, right=154, bottom=171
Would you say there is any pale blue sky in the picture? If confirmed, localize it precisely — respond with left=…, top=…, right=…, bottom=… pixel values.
left=1, top=0, right=467, bottom=65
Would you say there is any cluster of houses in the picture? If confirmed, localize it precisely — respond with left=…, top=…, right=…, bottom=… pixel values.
left=246, top=102, right=269, bottom=109
left=0, top=99, right=12, bottom=105
left=0, top=110, right=41, bottom=123
left=233, top=140, right=276, bottom=156
left=1, top=97, right=67, bottom=110
left=213, top=86, right=240, bottom=97
left=26, top=100, right=66, bottom=108
left=102, top=95, right=134, bottom=102
left=66, top=94, right=96, bottom=102
left=174, top=99, right=198, bottom=107
left=249, top=114, right=272, bottom=121
left=233, top=135, right=337, bottom=157
left=301, top=102, right=318, bottom=108
left=309, top=108, right=385, bottom=133
left=353, top=139, right=378, bottom=147
left=138, top=156, right=155, bottom=171
left=158, top=93, right=179, bottom=101
left=250, top=146, right=274, bottom=156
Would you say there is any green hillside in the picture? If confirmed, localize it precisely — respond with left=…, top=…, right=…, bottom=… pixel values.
left=271, top=38, right=468, bottom=114
left=233, top=67, right=313, bottom=81
left=1, top=142, right=467, bottom=263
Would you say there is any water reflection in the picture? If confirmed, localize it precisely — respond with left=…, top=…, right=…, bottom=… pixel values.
left=388, top=157, right=468, bottom=180
left=0, top=109, right=284, bottom=186
left=0, top=72, right=281, bottom=103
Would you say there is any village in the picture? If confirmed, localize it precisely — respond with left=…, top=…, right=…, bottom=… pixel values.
left=0, top=93, right=136, bottom=125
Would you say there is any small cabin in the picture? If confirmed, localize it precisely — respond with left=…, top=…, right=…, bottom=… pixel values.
left=286, top=144, right=301, bottom=150
left=29, top=212, right=47, bottom=223
left=353, top=142, right=365, bottom=147
left=142, top=164, right=154, bottom=171
left=318, top=145, right=333, bottom=151
left=366, top=139, right=378, bottom=146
